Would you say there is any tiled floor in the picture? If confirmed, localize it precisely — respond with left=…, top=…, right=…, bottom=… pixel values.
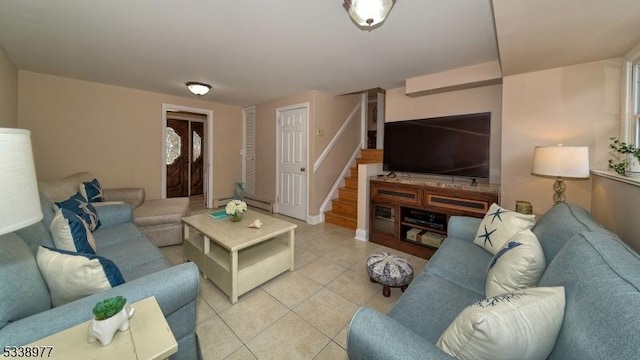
left=161, top=210, right=427, bottom=360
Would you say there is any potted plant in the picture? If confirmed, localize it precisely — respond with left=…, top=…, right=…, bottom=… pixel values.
left=88, top=296, right=134, bottom=346
left=226, top=199, right=248, bottom=222
left=608, top=137, right=640, bottom=176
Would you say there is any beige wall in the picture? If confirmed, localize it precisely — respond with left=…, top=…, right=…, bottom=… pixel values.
left=0, top=45, right=17, bottom=128
left=501, top=59, right=622, bottom=214
left=251, top=91, right=361, bottom=217
left=591, top=173, right=640, bottom=252
left=252, top=92, right=314, bottom=204
left=311, top=92, right=362, bottom=215
left=386, top=84, right=503, bottom=184
left=18, top=71, right=242, bottom=200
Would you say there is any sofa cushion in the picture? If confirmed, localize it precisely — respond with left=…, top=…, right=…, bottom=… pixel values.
left=436, top=287, right=565, bottom=360
left=532, top=202, right=606, bottom=262
left=36, top=246, right=125, bottom=307
left=55, top=192, right=101, bottom=231
left=50, top=209, right=96, bottom=254
left=0, top=234, right=51, bottom=329
left=388, top=271, right=484, bottom=343
left=539, top=231, right=640, bottom=360
left=473, top=203, right=535, bottom=255
left=79, top=178, right=105, bottom=203
left=426, top=237, right=492, bottom=295
left=98, top=239, right=170, bottom=281
left=15, top=221, right=55, bottom=255
left=93, top=222, right=146, bottom=248
left=38, top=172, right=95, bottom=203
left=485, top=230, right=545, bottom=298
left=133, top=198, right=190, bottom=227
left=38, top=191, right=56, bottom=230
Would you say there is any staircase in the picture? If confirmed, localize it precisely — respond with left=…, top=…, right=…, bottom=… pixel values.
left=325, top=149, right=383, bottom=230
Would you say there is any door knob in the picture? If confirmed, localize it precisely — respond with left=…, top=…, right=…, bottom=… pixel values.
left=300, top=167, right=306, bottom=172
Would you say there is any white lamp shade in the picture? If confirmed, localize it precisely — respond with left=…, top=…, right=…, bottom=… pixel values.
left=0, top=128, right=43, bottom=235
left=345, top=0, right=396, bottom=28
left=531, top=146, right=590, bottom=178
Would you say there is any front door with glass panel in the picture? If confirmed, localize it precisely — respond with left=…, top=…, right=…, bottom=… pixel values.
left=166, top=119, right=204, bottom=198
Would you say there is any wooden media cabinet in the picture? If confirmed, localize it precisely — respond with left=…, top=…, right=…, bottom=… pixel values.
left=370, top=176, right=500, bottom=259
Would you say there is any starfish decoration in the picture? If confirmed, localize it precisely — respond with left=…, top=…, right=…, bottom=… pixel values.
left=488, top=207, right=508, bottom=224
left=477, top=225, right=497, bottom=248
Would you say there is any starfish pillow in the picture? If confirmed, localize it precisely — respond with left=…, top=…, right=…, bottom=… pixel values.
left=473, top=203, right=535, bottom=255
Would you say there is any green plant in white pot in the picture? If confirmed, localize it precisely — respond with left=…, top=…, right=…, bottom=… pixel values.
left=608, top=138, right=640, bottom=176
left=88, top=296, right=135, bottom=346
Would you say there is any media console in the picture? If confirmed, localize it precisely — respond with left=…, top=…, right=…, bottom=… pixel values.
left=370, top=176, right=500, bottom=259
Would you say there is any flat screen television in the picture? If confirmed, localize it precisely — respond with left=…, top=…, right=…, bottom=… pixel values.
left=383, top=112, right=491, bottom=178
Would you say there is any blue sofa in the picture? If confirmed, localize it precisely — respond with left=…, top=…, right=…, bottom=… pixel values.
left=0, top=192, right=201, bottom=360
left=348, top=203, right=640, bottom=359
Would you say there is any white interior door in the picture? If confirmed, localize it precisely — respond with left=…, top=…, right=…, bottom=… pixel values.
left=277, top=106, right=308, bottom=221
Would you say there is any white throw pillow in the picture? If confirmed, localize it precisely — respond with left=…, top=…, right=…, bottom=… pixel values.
left=485, top=230, right=546, bottom=298
left=436, top=287, right=565, bottom=360
left=50, top=209, right=97, bottom=254
left=36, top=246, right=125, bottom=307
left=473, top=203, right=536, bottom=255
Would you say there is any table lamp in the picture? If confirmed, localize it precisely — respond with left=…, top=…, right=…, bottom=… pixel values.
left=531, top=145, right=590, bottom=203
left=0, top=128, right=43, bottom=235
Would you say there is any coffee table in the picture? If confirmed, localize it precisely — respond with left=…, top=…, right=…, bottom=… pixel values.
left=182, top=209, right=296, bottom=303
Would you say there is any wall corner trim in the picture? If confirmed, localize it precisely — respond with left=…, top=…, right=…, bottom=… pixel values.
left=355, top=229, right=368, bottom=241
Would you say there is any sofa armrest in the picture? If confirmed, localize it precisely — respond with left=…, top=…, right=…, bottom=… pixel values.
left=348, top=307, right=454, bottom=360
left=94, top=203, right=134, bottom=227
left=104, top=188, right=145, bottom=208
left=447, top=216, right=482, bottom=241
left=0, top=263, right=199, bottom=347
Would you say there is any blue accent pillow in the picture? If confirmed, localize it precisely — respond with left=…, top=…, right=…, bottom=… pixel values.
left=50, top=208, right=96, bottom=254
left=80, top=178, right=105, bottom=203
left=55, top=192, right=101, bottom=231
left=36, top=246, right=125, bottom=307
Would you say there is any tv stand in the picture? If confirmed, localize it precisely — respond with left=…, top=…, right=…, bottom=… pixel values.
left=370, top=176, right=500, bottom=259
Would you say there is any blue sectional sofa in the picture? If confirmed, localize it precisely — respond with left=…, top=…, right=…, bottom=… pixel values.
left=348, top=203, right=640, bottom=359
left=0, top=192, right=201, bottom=359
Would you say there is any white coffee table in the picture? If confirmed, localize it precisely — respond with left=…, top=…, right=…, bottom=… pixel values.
left=182, top=209, right=296, bottom=303
left=28, top=297, right=176, bottom=360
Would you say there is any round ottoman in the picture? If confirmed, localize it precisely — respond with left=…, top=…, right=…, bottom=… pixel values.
left=366, top=252, right=414, bottom=297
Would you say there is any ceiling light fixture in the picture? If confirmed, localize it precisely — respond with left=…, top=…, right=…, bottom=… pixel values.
left=343, top=0, right=396, bottom=30
left=186, top=82, right=212, bottom=96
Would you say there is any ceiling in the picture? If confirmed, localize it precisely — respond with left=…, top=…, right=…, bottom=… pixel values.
left=0, top=1, right=639, bottom=107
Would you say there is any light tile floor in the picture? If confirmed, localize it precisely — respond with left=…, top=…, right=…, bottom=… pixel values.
left=161, top=211, right=427, bottom=360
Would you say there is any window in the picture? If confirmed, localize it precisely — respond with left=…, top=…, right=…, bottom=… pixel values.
left=166, top=127, right=181, bottom=165
left=634, top=62, right=640, bottom=145
left=192, top=130, right=202, bottom=160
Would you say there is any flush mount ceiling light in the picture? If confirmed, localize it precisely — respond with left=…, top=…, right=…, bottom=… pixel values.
left=186, top=82, right=212, bottom=96
left=343, top=0, right=396, bottom=30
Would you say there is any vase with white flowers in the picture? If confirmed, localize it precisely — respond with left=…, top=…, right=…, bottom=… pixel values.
left=226, top=199, right=247, bottom=222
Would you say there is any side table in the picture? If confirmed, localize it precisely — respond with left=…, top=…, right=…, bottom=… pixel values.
left=28, top=296, right=177, bottom=360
